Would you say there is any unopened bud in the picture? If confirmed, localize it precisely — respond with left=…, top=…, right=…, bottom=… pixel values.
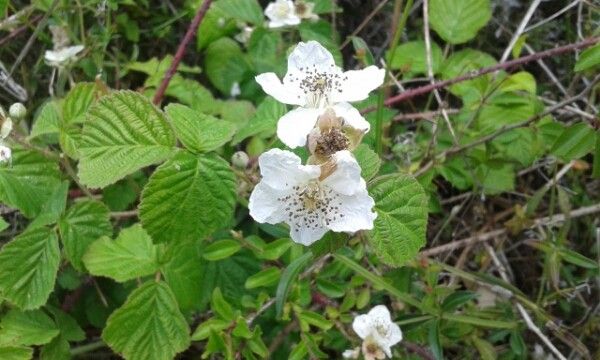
left=9, top=103, right=27, bottom=120
left=231, top=151, right=250, bottom=169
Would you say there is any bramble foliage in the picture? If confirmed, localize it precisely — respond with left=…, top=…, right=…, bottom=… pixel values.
left=0, top=0, right=599, bottom=359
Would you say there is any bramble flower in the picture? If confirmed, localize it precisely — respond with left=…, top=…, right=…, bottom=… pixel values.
left=352, top=305, right=402, bottom=359
left=255, top=41, right=384, bottom=148
left=248, top=148, right=376, bottom=245
left=265, top=0, right=300, bottom=28
left=44, top=45, right=85, bottom=68
left=294, top=1, right=318, bottom=21
left=0, top=106, right=13, bottom=163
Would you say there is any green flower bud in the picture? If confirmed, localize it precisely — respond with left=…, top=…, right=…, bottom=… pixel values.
left=231, top=151, right=250, bottom=169
left=9, top=102, right=27, bottom=120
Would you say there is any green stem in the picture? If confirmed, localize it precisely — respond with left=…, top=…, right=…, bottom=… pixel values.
left=70, top=340, right=106, bottom=356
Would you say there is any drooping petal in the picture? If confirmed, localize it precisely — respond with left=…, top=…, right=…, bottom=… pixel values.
left=289, top=221, right=328, bottom=245
left=0, top=145, right=11, bottom=163
left=286, top=41, right=337, bottom=75
left=386, top=322, right=403, bottom=347
left=332, top=102, right=370, bottom=133
left=321, top=150, right=364, bottom=195
left=328, top=186, right=376, bottom=233
left=255, top=73, right=305, bottom=106
left=44, top=45, right=84, bottom=67
left=277, top=107, right=322, bottom=148
left=1, top=117, right=13, bottom=139
left=248, top=182, right=289, bottom=224
left=333, top=66, right=385, bottom=103
left=258, top=149, right=320, bottom=190
left=352, top=314, right=373, bottom=340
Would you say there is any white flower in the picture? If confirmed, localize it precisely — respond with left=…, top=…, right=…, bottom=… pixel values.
left=352, top=305, right=402, bottom=358
left=248, top=149, right=376, bottom=245
left=294, top=1, right=318, bottom=20
left=44, top=45, right=85, bottom=67
left=342, top=347, right=360, bottom=359
left=255, top=41, right=384, bottom=148
left=0, top=145, right=11, bottom=163
left=265, top=0, right=301, bottom=28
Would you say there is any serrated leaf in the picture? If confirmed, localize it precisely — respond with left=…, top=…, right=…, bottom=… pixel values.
left=247, top=28, right=283, bottom=74
left=205, top=38, right=250, bottom=95
left=195, top=6, right=237, bottom=50
left=78, top=90, right=177, bottom=188
left=83, top=224, right=159, bottom=282
left=0, top=227, right=60, bottom=309
left=0, top=346, right=33, bottom=360
left=46, top=306, right=85, bottom=342
left=203, top=239, right=242, bottom=261
left=102, top=281, right=190, bottom=360
left=551, top=122, right=596, bottom=161
left=139, top=152, right=236, bottom=244
left=353, top=144, right=381, bottom=180
left=213, top=0, right=263, bottom=25
left=429, top=0, right=491, bottom=44
left=0, top=149, right=61, bottom=218
left=369, top=174, right=428, bottom=267
left=30, top=101, right=60, bottom=140
left=62, top=82, right=98, bottom=125
left=441, top=49, right=496, bottom=98
left=0, top=310, right=59, bottom=346
left=388, top=40, right=443, bottom=75
left=165, top=76, right=219, bottom=115
left=39, top=335, right=69, bottom=360
left=29, top=181, right=69, bottom=229
left=165, top=104, right=235, bottom=153
left=574, top=43, right=600, bottom=72
left=59, top=200, right=112, bottom=271
left=232, top=97, right=287, bottom=144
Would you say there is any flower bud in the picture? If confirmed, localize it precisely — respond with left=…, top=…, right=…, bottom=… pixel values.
left=231, top=151, right=250, bottom=169
left=9, top=102, right=27, bottom=120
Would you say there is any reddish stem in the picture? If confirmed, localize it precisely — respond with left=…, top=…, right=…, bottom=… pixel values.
left=152, top=0, right=213, bottom=105
left=362, top=36, right=600, bottom=114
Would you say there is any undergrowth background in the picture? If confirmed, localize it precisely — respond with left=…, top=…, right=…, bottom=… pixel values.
left=0, top=0, right=599, bottom=359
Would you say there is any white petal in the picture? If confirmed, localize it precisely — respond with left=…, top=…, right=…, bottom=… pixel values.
left=1, top=118, right=13, bottom=139
left=289, top=221, right=328, bottom=246
left=321, top=150, right=364, bottom=195
left=0, top=145, right=11, bottom=162
left=352, top=314, right=373, bottom=340
left=333, top=66, right=385, bottom=103
left=277, top=107, right=321, bottom=148
left=286, top=41, right=337, bottom=75
left=258, top=149, right=320, bottom=190
left=265, top=0, right=300, bottom=27
left=248, top=182, right=288, bottom=224
left=255, top=73, right=305, bottom=106
left=332, top=102, right=370, bottom=132
left=44, top=45, right=84, bottom=66
left=368, top=305, right=392, bottom=323
left=386, top=322, right=403, bottom=346
left=327, top=187, right=376, bottom=233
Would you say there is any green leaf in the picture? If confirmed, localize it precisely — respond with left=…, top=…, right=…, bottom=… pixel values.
left=211, top=287, right=235, bottom=321
left=551, top=122, right=596, bottom=161
left=509, top=331, right=525, bottom=356
left=593, top=134, right=600, bottom=178
left=213, top=0, right=263, bottom=25
left=297, top=310, right=333, bottom=331
left=78, top=90, right=177, bottom=188
left=388, top=40, right=443, bottom=75
left=102, top=281, right=190, bottom=360
left=558, top=247, right=598, bottom=269
left=245, top=267, right=281, bottom=289
left=369, top=174, right=428, bottom=267
left=59, top=200, right=112, bottom=271
left=498, top=71, right=536, bottom=94
left=191, top=318, right=230, bottom=341
left=46, top=307, right=85, bottom=342
left=30, top=101, right=60, bottom=139
left=165, top=104, right=235, bottom=153
left=441, top=291, right=478, bottom=312
left=162, top=239, right=208, bottom=313
left=232, top=97, right=287, bottom=144
left=258, top=238, right=292, bottom=260
left=0, top=227, right=60, bottom=309
left=39, top=335, right=69, bottom=360
left=195, top=6, right=237, bottom=50
left=139, top=152, right=236, bottom=244
left=441, top=49, right=496, bottom=98
left=353, top=144, right=381, bottom=180
left=276, top=252, right=313, bottom=318
left=0, top=346, right=33, bottom=360
left=0, top=310, right=59, bottom=346
left=472, top=336, right=497, bottom=360
left=0, top=149, right=61, bottom=218
left=0, top=217, right=8, bottom=232
left=204, top=38, right=250, bottom=95
left=29, top=181, right=69, bottom=229
left=574, top=43, right=600, bottom=72
left=247, top=28, right=283, bottom=74
left=83, top=224, right=159, bottom=282
left=62, top=82, right=99, bottom=125
left=165, top=76, right=219, bottom=115
left=429, top=0, right=491, bottom=44
left=203, top=240, right=242, bottom=261
left=428, top=320, right=443, bottom=360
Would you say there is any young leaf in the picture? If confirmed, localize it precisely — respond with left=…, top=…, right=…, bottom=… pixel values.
left=0, top=148, right=61, bottom=218
left=429, top=0, right=491, bottom=44
left=276, top=252, right=314, bottom=318
left=550, top=122, right=596, bottom=161
left=211, top=287, right=235, bottom=321
left=39, top=335, right=70, bottom=360
left=78, top=90, right=177, bottom=188
left=245, top=267, right=281, bottom=289
left=165, top=104, right=235, bottom=153
left=82, top=224, right=159, bottom=282
left=102, top=281, right=190, bottom=360
left=369, top=174, right=428, bottom=267
left=0, top=227, right=60, bottom=310
left=203, top=239, right=242, bottom=261
left=58, top=200, right=113, bottom=271
left=0, top=310, right=59, bottom=346
left=62, top=82, right=99, bottom=125
left=574, top=43, right=600, bottom=72
left=139, top=152, right=236, bottom=244
left=0, top=346, right=33, bottom=360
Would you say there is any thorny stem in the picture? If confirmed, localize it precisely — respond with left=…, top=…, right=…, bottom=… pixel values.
left=362, top=37, right=600, bottom=114
left=152, top=0, right=213, bottom=105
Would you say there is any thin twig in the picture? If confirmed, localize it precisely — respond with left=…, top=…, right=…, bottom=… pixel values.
left=393, top=109, right=460, bottom=122
left=499, top=0, right=542, bottom=63
left=362, top=37, right=600, bottom=114
left=0, top=14, right=42, bottom=47
left=152, top=0, right=213, bottom=105
left=339, top=0, right=390, bottom=49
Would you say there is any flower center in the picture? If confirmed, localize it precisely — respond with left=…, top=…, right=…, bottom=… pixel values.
left=275, top=3, right=290, bottom=17
left=314, top=129, right=349, bottom=158
left=374, top=322, right=389, bottom=338
left=278, top=180, right=344, bottom=232
left=290, top=66, right=347, bottom=107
